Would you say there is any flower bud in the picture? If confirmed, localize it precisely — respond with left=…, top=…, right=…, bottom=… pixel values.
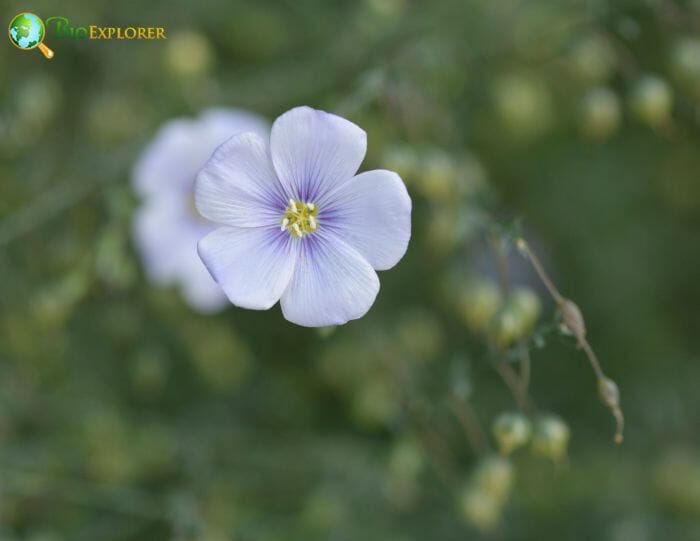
left=671, top=37, right=700, bottom=91
left=598, top=377, right=620, bottom=410
left=511, top=287, right=541, bottom=331
left=630, top=75, right=673, bottom=128
left=418, top=149, right=457, bottom=201
left=492, top=309, right=520, bottom=348
left=473, top=456, right=515, bottom=503
left=458, top=486, right=502, bottom=532
left=388, top=437, right=425, bottom=481
left=458, top=280, right=502, bottom=333
left=569, top=35, right=617, bottom=83
left=165, top=30, right=214, bottom=78
left=559, top=298, right=586, bottom=341
left=531, top=415, right=570, bottom=463
left=493, top=73, right=553, bottom=140
left=492, top=287, right=541, bottom=348
left=493, top=412, right=532, bottom=455
left=581, top=87, right=621, bottom=139
left=598, top=376, right=625, bottom=444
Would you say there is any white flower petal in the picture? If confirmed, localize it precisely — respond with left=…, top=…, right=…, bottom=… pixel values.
left=132, top=195, right=203, bottom=285
left=198, top=226, right=297, bottom=310
left=270, top=106, right=367, bottom=202
left=280, top=233, right=379, bottom=327
left=132, top=119, right=200, bottom=197
left=133, top=109, right=269, bottom=199
left=179, top=257, right=229, bottom=314
left=195, top=132, right=288, bottom=228
left=321, top=169, right=412, bottom=271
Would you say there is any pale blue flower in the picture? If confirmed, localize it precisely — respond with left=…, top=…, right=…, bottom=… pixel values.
left=195, top=106, right=412, bottom=327
left=132, top=108, right=268, bottom=313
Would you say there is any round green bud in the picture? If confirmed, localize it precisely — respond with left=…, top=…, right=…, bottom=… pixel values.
left=630, top=75, right=673, bottom=128
left=165, top=30, right=214, bottom=78
left=418, top=149, right=457, bottom=201
left=492, top=309, right=521, bottom=349
left=493, top=412, right=532, bottom=455
left=511, top=287, right=542, bottom=331
left=531, top=414, right=571, bottom=462
left=581, top=87, right=621, bottom=139
left=493, top=73, right=553, bottom=140
left=458, top=280, right=502, bottom=333
left=491, top=287, right=541, bottom=348
left=473, top=456, right=515, bottom=503
left=569, top=35, right=617, bottom=83
left=671, top=37, right=700, bottom=83
left=458, top=486, right=502, bottom=532
left=388, top=438, right=425, bottom=481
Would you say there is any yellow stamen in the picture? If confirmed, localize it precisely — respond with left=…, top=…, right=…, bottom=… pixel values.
left=281, top=199, right=319, bottom=238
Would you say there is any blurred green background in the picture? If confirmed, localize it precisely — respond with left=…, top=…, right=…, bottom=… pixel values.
left=2, top=0, right=700, bottom=539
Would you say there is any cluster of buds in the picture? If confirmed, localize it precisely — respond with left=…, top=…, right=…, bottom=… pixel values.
left=492, top=411, right=570, bottom=463
left=458, top=280, right=542, bottom=349
left=458, top=456, right=515, bottom=532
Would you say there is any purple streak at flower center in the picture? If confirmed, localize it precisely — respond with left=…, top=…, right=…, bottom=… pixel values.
left=281, top=199, right=318, bottom=238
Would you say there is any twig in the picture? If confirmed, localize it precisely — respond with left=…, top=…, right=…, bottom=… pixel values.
left=518, top=344, right=531, bottom=392
left=495, top=361, right=533, bottom=414
left=516, top=237, right=625, bottom=444
left=448, top=397, right=489, bottom=456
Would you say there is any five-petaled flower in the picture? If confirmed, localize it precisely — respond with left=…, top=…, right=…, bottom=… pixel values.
left=132, top=108, right=269, bottom=313
left=195, top=106, right=412, bottom=327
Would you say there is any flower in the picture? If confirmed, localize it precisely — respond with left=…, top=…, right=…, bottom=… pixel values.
left=132, top=108, right=269, bottom=313
left=195, top=106, right=412, bottom=327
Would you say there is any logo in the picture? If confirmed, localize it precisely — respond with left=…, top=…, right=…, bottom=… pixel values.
left=8, top=12, right=54, bottom=59
left=8, top=13, right=167, bottom=59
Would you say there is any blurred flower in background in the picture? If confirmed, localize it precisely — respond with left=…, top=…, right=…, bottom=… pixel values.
left=132, top=108, right=268, bottom=313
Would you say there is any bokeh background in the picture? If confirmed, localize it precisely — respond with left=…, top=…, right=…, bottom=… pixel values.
left=2, top=0, right=700, bottom=539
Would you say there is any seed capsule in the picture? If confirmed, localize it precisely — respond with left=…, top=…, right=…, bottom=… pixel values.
left=493, top=412, right=532, bottom=455
left=630, top=75, right=673, bottom=128
left=473, top=456, right=515, bottom=503
left=559, top=298, right=586, bottom=341
left=581, top=87, right=621, bottom=139
left=458, top=487, right=502, bottom=532
left=458, top=280, right=502, bottom=333
left=531, top=414, right=570, bottom=463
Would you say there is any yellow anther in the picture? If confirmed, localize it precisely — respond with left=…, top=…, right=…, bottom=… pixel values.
left=281, top=199, right=319, bottom=238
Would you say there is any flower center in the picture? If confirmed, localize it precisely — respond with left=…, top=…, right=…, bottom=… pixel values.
left=281, top=199, right=318, bottom=238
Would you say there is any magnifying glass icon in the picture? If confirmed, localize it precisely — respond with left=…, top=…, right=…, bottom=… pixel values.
left=8, top=12, right=54, bottom=59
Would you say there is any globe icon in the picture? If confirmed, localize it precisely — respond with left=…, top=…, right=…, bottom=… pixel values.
left=8, top=12, right=53, bottom=58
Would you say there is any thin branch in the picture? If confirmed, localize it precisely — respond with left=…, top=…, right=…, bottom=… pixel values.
left=495, top=361, right=533, bottom=414
left=448, top=397, right=489, bottom=456
left=515, top=238, right=563, bottom=303
left=518, top=343, right=531, bottom=392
